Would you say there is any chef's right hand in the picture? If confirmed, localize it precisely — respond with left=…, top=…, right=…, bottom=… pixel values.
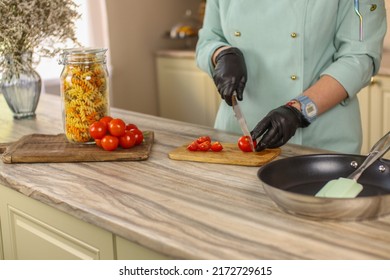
left=212, top=47, right=247, bottom=106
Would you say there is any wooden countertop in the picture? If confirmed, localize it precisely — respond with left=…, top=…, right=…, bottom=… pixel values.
left=1, top=93, right=390, bottom=259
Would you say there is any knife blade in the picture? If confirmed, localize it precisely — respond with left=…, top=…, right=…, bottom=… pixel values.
left=232, top=93, right=255, bottom=152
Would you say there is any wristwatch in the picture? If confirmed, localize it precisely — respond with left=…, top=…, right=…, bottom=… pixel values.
left=295, top=95, right=318, bottom=123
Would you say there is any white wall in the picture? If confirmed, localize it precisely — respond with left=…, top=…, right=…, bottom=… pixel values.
left=105, top=0, right=201, bottom=115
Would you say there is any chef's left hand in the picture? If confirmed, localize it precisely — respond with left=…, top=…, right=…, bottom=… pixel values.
left=212, top=47, right=247, bottom=106
left=251, top=105, right=310, bottom=151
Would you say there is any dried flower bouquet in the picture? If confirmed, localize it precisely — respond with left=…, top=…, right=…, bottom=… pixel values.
left=0, top=0, right=80, bottom=72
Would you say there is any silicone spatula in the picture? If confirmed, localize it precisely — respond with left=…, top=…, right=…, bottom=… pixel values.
left=315, top=131, right=390, bottom=198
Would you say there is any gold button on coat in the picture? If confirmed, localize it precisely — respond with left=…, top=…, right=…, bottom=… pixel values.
left=290, top=75, right=297, bottom=80
left=291, top=32, right=297, bottom=38
left=370, top=4, right=377, bottom=11
left=234, top=31, right=241, bottom=37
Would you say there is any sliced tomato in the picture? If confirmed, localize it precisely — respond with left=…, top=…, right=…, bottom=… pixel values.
left=210, top=141, right=223, bottom=152
left=198, top=140, right=211, bottom=151
left=187, top=141, right=198, bottom=151
left=196, top=135, right=211, bottom=144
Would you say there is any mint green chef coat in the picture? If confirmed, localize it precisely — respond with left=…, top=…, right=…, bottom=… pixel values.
left=196, top=0, right=387, bottom=154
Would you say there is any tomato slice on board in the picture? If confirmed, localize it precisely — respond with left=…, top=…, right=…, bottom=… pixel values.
left=196, top=136, right=211, bottom=144
left=187, top=141, right=199, bottom=151
left=210, top=141, right=223, bottom=152
left=198, top=140, right=211, bottom=151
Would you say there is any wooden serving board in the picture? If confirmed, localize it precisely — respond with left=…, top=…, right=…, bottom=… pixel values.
left=1, top=131, right=154, bottom=164
left=168, top=143, right=281, bottom=166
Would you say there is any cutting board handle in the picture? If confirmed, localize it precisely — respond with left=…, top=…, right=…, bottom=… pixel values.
left=0, top=142, right=12, bottom=154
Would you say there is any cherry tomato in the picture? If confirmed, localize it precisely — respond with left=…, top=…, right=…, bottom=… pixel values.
left=99, top=116, right=113, bottom=129
left=196, top=135, right=211, bottom=144
left=187, top=140, right=198, bottom=151
left=108, top=118, right=126, bottom=137
left=119, top=131, right=136, bottom=149
left=198, top=140, right=211, bottom=151
left=101, top=135, right=119, bottom=151
left=95, top=138, right=102, bottom=148
left=89, top=121, right=107, bottom=139
left=211, top=141, right=223, bottom=152
left=238, top=136, right=256, bottom=152
left=126, top=123, right=138, bottom=131
left=130, top=128, right=144, bottom=145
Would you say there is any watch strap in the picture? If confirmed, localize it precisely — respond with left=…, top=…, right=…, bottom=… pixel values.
left=294, top=95, right=318, bottom=123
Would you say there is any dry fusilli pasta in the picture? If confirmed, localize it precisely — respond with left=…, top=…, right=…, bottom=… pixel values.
left=60, top=57, right=109, bottom=143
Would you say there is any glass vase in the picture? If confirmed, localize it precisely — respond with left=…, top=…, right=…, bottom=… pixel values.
left=0, top=52, right=42, bottom=119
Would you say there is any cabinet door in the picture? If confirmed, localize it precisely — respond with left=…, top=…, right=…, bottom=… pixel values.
left=358, top=75, right=390, bottom=158
left=358, top=86, right=370, bottom=154
left=0, top=185, right=114, bottom=260
left=0, top=219, right=3, bottom=260
left=372, top=76, right=390, bottom=159
left=115, top=236, right=171, bottom=260
left=156, top=56, right=220, bottom=127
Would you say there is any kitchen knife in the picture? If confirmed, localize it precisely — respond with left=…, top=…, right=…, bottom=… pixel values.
left=232, top=93, right=255, bottom=152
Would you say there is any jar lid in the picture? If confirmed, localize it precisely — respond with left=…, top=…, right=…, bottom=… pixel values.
left=58, top=48, right=107, bottom=65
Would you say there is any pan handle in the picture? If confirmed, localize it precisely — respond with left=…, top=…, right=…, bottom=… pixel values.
left=369, top=131, right=390, bottom=154
left=348, top=131, right=390, bottom=181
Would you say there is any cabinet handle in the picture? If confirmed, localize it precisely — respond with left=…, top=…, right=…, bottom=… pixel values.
left=370, top=77, right=382, bottom=86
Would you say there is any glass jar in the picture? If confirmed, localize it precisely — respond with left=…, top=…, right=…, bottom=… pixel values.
left=170, top=9, right=200, bottom=39
left=59, top=48, right=109, bottom=143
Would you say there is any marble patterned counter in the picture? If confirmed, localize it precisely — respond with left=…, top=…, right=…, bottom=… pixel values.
left=0, top=93, right=390, bottom=259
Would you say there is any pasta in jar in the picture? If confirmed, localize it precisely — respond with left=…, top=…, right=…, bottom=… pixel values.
left=59, top=48, right=109, bottom=143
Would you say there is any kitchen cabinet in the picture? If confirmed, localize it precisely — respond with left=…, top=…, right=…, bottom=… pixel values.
left=358, top=74, right=390, bottom=158
left=0, top=184, right=168, bottom=260
left=115, top=236, right=170, bottom=260
left=0, top=184, right=114, bottom=260
left=0, top=219, right=3, bottom=260
left=156, top=50, right=220, bottom=127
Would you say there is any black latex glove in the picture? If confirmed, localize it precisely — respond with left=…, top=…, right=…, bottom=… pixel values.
left=251, top=105, right=310, bottom=152
left=212, top=47, right=247, bottom=106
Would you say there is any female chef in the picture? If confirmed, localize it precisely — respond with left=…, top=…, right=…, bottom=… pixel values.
left=196, top=0, right=387, bottom=153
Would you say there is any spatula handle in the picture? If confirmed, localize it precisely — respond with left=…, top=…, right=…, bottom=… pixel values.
left=348, top=131, right=390, bottom=181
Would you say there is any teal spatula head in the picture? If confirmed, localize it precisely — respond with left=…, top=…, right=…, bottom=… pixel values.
left=315, top=131, right=390, bottom=199
left=315, top=178, right=363, bottom=198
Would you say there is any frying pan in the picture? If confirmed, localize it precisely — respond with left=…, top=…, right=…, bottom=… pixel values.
left=257, top=133, right=390, bottom=221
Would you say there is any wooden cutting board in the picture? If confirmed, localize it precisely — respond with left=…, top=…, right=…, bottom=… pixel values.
left=1, top=131, right=154, bottom=164
left=168, top=143, right=281, bottom=166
